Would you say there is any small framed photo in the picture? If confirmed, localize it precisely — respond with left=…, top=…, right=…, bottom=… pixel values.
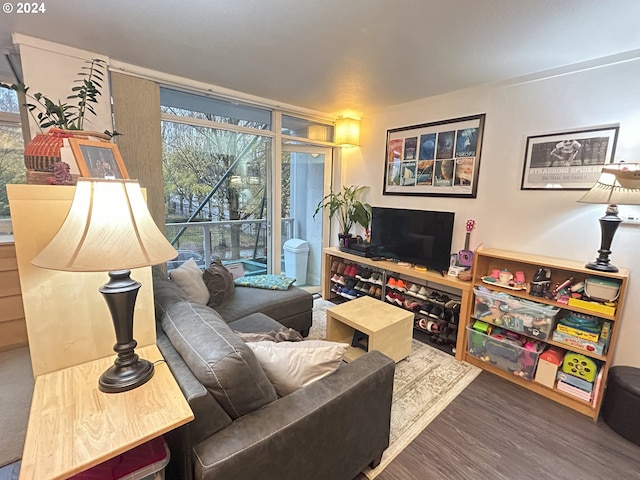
left=520, top=125, right=619, bottom=190
left=68, top=138, right=129, bottom=179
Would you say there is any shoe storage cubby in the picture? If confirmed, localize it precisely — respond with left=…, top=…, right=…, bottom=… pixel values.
left=322, top=247, right=473, bottom=360
left=461, top=247, right=629, bottom=419
left=384, top=273, right=462, bottom=356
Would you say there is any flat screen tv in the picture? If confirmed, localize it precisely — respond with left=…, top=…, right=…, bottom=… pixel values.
left=370, top=207, right=455, bottom=272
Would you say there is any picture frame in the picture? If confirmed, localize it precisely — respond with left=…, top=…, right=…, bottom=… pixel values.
left=68, top=138, right=129, bottom=180
left=520, top=125, right=619, bottom=190
left=383, top=114, right=486, bottom=198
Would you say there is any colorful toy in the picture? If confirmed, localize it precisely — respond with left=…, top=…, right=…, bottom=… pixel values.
left=562, top=352, right=597, bottom=383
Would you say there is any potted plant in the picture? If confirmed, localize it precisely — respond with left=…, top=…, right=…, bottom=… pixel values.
left=313, top=185, right=371, bottom=247
left=2, top=59, right=122, bottom=183
left=2, top=58, right=118, bottom=138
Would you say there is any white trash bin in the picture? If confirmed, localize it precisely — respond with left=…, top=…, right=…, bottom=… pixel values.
left=283, top=238, right=309, bottom=286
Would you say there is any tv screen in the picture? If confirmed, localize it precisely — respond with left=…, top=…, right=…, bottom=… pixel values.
left=370, top=207, right=455, bottom=272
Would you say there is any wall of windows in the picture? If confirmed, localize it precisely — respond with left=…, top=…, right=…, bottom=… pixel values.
left=0, top=87, right=24, bottom=233
left=159, top=87, right=334, bottom=286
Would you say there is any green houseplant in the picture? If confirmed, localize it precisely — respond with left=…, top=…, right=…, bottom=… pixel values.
left=1, top=58, right=119, bottom=137
left=313, top=185, right=371, bottom=246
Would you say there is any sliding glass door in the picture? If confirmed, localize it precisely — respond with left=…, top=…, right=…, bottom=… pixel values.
left=279, top=145, right=332, bottom=292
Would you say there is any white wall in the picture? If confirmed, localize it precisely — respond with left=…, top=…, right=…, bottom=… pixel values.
left=13, top=34, right=112, bottom=138
left=345, top=57, right=640, bottom=367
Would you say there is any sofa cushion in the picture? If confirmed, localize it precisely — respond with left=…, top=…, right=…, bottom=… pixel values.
left=247, top=340, right=348, bottom=396
left=203, top=259, right=235, bottom=307
left=161, top=300, right=277, bottom=419
left=169, top=258, right=210, bottom=305
left=152, top=267, right=189, bottom=318
left=214, top=286, right=313, bottom=325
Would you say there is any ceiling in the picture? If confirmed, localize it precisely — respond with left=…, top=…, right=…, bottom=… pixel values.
left=1, top=0, right=640, bottom=115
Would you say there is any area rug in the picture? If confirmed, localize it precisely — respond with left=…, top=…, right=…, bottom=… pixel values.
left=311, top=298, right=480, bottom=479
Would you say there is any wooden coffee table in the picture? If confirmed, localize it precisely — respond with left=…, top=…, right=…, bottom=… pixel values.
left=326, top=296, right=413, bottom=363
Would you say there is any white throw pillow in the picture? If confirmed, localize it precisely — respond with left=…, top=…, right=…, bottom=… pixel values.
left=169, top=258, right=210, bottom=305
left=247, top=340, right=348, bottom=396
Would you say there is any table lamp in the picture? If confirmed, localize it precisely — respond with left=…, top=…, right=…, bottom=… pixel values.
left=578, top=163, right=640, bottom=272
left=31, top=178, right=178, bottom=393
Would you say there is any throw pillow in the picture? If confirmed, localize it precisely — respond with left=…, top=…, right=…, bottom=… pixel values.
left=168, top=258, right=209, bottom=305
left=203, top=258, right=235, bottom=307
left=234, top=274, right=296, bottom=290
left=247, top=340, right=348, bottom=396
left=161, top=300, right=277, bottom=419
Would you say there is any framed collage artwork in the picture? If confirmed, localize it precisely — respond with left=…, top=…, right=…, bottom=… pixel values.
left=383, top=114, right=486, bottom=198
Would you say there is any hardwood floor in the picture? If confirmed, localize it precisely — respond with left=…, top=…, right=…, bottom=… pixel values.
left=358, top=371, right=640, bottom=480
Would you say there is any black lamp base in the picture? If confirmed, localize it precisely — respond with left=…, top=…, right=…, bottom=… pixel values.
left=585, top=260, right=619, bottom=273
left=585, top=205, right=621, bottom=274
left=99, top=358, right=154, bottom=393
left=99, top=269, right=154, bottom=394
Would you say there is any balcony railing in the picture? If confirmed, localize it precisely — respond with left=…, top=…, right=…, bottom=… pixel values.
left=165, top=217, right=295, bottom=271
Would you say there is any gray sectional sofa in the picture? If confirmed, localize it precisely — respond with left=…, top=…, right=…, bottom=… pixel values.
left=152, top=270, right=396, bottom=480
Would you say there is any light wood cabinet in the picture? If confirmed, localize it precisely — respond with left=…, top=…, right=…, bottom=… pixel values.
left=0, top=242, right=27, bottom=352
left=461, top=247, right=629, bottom=419
left=322, top=247, right=473, bottom=360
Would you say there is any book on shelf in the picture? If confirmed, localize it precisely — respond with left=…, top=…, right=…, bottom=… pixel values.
left=556, top=379, right=593, bottom=402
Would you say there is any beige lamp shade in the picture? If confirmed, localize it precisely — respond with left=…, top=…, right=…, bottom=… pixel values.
left=32, top=178, right=177, bottom=272
left=335, top=117, right=360, bottom=146
left=578, top=163, right=640, bottom=206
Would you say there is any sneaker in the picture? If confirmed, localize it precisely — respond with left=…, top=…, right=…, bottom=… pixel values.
left=331, top=273, right=341, bottom=282
left=345, top=289, right=358, bottom=299
left=331, top=283, right=340, bottom=293
left=387, top=277, right=398, bottom=289
left=368, top=285, right=377, bottom=295
left=331, top=260, right=339, bottom=272
left=370, top=272, right=382, bottom=285
left=412, top=302, right=426, bottom=313
left=355, top=281, right=366, bottom=292
left=343, top=264, right=354, bottom=277
left=337, top=275, right=346, bottom=285
left=404, top=298, right=419, bottom=310
left=375, top=287, right=382, bottom=298
left=417, top=318, right=430, bottom=331
left=358, top=268, right=372, bottom=280
left=345, top=278, right=357, bottom=289
left=408, top=283, right=420, bottom=296
left=394, top=293, right=405, bottom=306
left=428, top=305, right=443, bottom=319
left=419, top=303, right=433, bottom=316
left=416, top=286, right=429, bottom=300
left=336, top=262, right=346, bottom=274
left=395, top=280, right=408, bottom=292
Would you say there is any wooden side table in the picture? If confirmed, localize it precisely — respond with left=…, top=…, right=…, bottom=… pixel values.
left=326, top=296, right=413, bottom=363
left=19, top=344, right=193, bottom=480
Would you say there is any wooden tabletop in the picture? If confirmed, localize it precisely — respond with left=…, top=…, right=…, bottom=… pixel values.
left=19, top=344, right=193, bottom=480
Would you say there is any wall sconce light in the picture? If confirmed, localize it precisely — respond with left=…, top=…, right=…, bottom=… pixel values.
left=578, top=162, right=640, bottom=272
left=334, top=117, right=360, bottom=147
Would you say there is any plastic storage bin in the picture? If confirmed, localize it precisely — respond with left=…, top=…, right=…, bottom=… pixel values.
left=473, top=287, right=560, bottom=341
left=70, top=436, right=169, bottom=480
left=466, top=326, right=543, bottom=380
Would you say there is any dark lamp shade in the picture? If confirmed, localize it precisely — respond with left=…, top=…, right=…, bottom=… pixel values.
left=578, top=163, right=640, bottom=206
left=32, top=178, right=177, bottom=272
